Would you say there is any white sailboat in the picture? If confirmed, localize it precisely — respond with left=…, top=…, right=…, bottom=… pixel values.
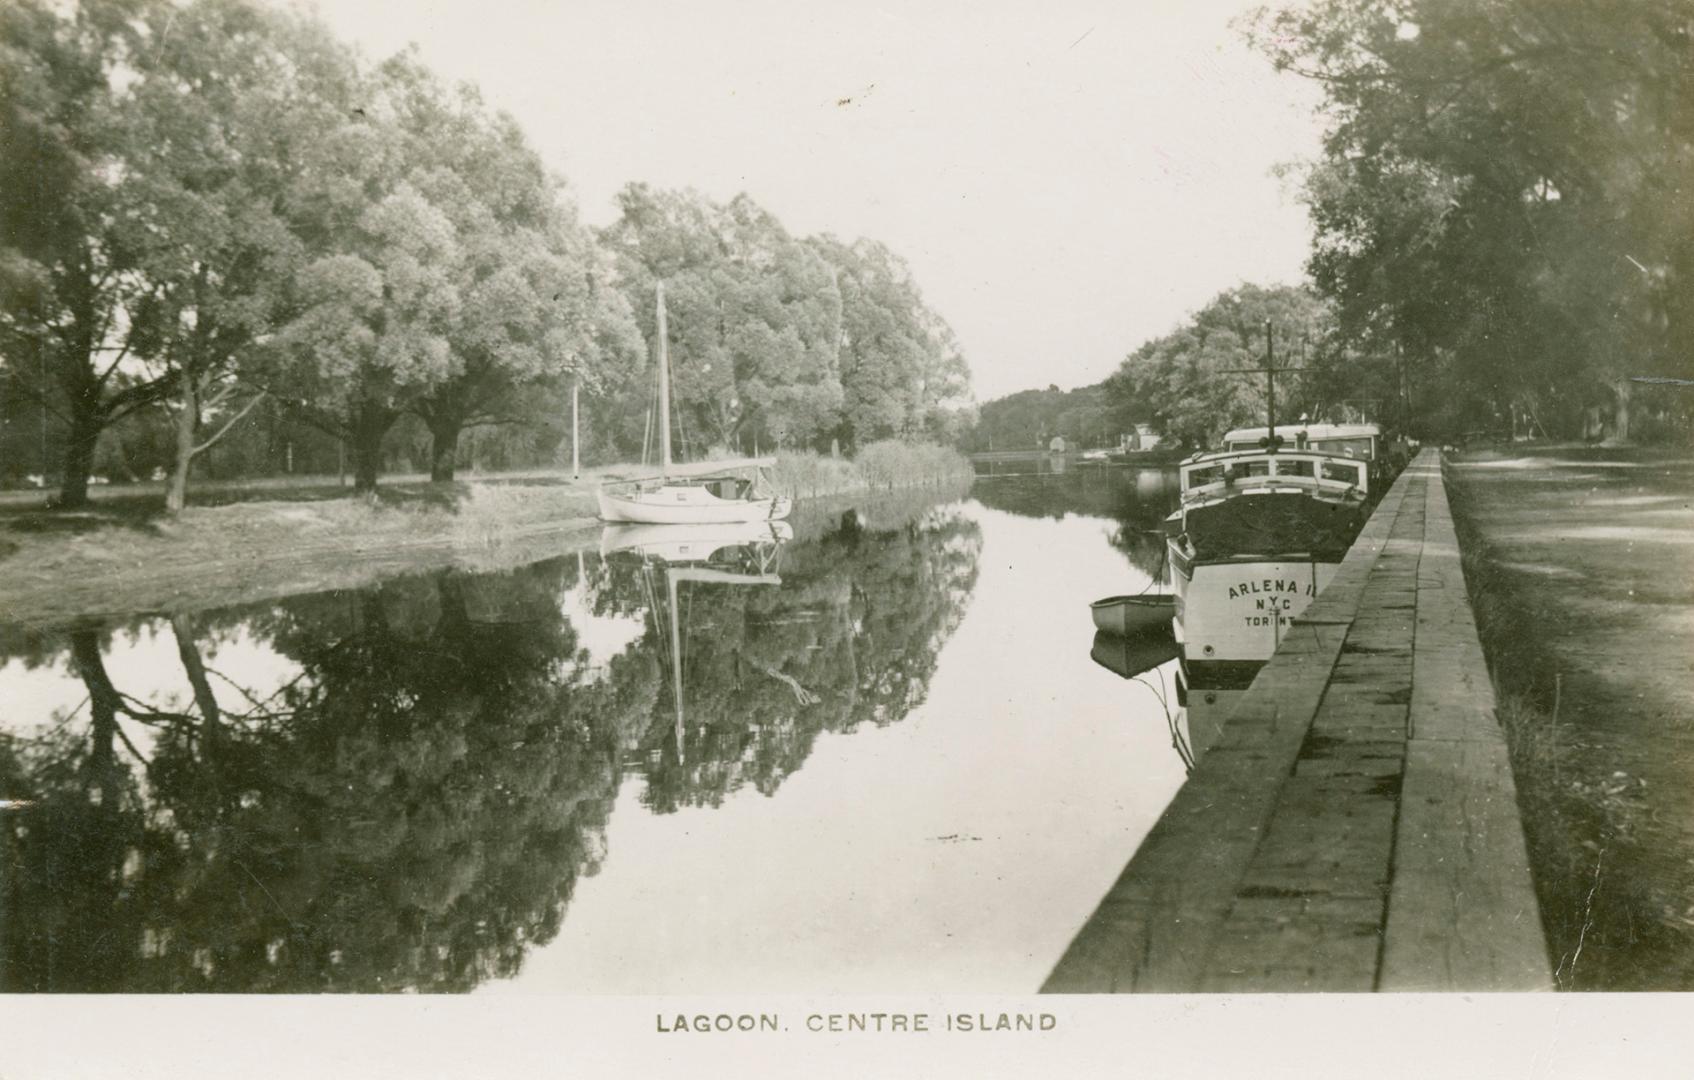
left=596, top=281, right=793, bottom=524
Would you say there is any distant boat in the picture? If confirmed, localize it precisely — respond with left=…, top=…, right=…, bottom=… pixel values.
left=1089, top=626, right=1180, bottom=680
left=597, top=281, right=793, bottom=525
left=1089, top=593, right=1176, bottom=636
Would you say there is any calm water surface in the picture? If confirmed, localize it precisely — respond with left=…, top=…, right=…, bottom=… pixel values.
left=0, top=469, right=1189, bottom=993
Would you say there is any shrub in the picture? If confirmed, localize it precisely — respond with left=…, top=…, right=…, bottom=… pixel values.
left=770, top=442, right=972, bottom=497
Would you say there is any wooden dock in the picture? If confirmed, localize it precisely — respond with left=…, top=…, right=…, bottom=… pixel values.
left=1043, top=449, right=1551, bottom=992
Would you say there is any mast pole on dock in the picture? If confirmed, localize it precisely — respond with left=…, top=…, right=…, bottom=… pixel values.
left=1224, top=320, right=1302, bottom=450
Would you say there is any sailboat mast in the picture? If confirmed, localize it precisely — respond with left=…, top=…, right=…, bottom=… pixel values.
left=656, top=280, right=672, bottom=476
left=667, top=568, right=684, bottom=763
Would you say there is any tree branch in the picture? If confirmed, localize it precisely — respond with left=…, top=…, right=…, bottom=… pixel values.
left=106, top=371, right=179, bottom=424
left=94, top=339, right=133, bottom=387
left=203, top=379, right=240, bottom=411
left=193, top=391, right=267, bottom=454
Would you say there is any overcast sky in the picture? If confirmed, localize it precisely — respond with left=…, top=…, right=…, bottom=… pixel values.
left=311, top=0, right=1325, bottom=402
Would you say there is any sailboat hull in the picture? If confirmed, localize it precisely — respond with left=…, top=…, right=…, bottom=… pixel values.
left=596, top=485, right=792, bottom=524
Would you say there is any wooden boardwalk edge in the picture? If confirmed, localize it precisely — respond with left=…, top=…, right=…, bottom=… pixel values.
left=1379, top=458, right=1551, bottom=991
left=1042, top=450, right=1551, bottom=993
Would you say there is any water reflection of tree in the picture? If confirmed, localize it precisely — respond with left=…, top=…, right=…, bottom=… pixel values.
left=0, top=506, right=982, bottom=991
left=629, top=507, right=983, bottom=814
left=1, top=563, right=628, bottom=992
left=971, top=468, right=1176, bottom=579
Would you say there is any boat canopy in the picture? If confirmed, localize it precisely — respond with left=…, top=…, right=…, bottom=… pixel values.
left=1223, top=422, right=1380, bottom=444
left=1178, top=449, right=1370, bottom=500
left=1222, top=422, right=1382, bottom=459
left=604, top=456, right=778, bottom=486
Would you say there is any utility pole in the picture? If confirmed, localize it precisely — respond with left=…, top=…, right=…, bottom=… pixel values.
left=39, top=350, right=48, bottom=484
left=571, top=377, right=580, bottom=480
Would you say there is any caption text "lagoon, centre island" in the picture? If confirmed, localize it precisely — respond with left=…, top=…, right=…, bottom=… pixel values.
left=655, top=1013, right=1059, bottom=1034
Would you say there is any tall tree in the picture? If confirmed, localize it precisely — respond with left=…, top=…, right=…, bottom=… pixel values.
left=0, top=0, right=177, bottom=508
left=601, top=185, right=847, bottom=455
left=1107, top=283, right=1334, bottom=449
left=811, top=236, right=971, bottom=449
left=269, top=54, right=468, bottom=493
left=114, top=0, right=351, bottom=511
left=388, top=59, right=640, bottom=481
left=1246, top=0, right=1694, bottom=439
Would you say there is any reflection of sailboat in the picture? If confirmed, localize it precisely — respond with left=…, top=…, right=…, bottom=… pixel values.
left=599, top=520, right=793, bottom=565
left=606, top=522, right=791, bottom=762
left=596, top=281, right=793, bottom=524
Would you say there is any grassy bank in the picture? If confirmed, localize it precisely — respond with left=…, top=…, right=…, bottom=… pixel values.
left=0, top=443, right=975, bottom=630
left=1445, top=447, right=1694, bottom=990
left=769, top=441, right=974, bottom=499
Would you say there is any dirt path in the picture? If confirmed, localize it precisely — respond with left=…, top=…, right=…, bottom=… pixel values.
left=0, top=468, right=978, bottom=633
left=1447, top=445, right=1694, bottom=990
left=0, top=485, right=606, bottom=633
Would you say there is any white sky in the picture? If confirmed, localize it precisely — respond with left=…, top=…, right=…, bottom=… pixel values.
left=309, top=0, right=1324, bottom=402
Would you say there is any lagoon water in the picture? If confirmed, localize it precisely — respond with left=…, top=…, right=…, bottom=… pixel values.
left=0, top=469, right=1188, bottom=993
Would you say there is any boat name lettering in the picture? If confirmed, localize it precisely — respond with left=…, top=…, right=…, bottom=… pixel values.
left=1227, top=579, right=1316, bottom=600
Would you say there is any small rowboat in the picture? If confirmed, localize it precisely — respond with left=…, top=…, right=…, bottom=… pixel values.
left=1089, top=593, right=1175, bottom=636
left=1089, top=627, right=1180, bottom=680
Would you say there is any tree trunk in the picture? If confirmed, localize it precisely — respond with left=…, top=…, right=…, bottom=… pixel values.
left=171, top=614, right=221, bottom=759
left=350, top=403, right=394, bottom=494
left=427, top=414, right=461, bottom=483
left=165, top=374, right=200, bottom=514
left=1612, top=378, right=1632, bottom=443
left=70, top=630, right=124, bottom=807
left=353, top=437, right=382, bottom=493
left=57, top=406, right=101, bottom=509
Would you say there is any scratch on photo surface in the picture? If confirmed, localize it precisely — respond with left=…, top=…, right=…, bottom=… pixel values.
left=1554, top=848, right=1604, bottom=988
left=237, top=859, right=300, bottom=926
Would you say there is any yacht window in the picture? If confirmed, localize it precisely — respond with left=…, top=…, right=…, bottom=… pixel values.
left=1239, top=459, right=1271, bottom=477
left=1275, top=458, right=1315, bottom=478
left=1322, top=461, right=1363, bottom=486
left=1314, top=437, right=1374, bottom=459
left=1186, top=466, right=1222, bottom=488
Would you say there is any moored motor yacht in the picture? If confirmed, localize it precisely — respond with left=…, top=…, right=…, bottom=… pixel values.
left=1165, top=423, right=1385, bottom=663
